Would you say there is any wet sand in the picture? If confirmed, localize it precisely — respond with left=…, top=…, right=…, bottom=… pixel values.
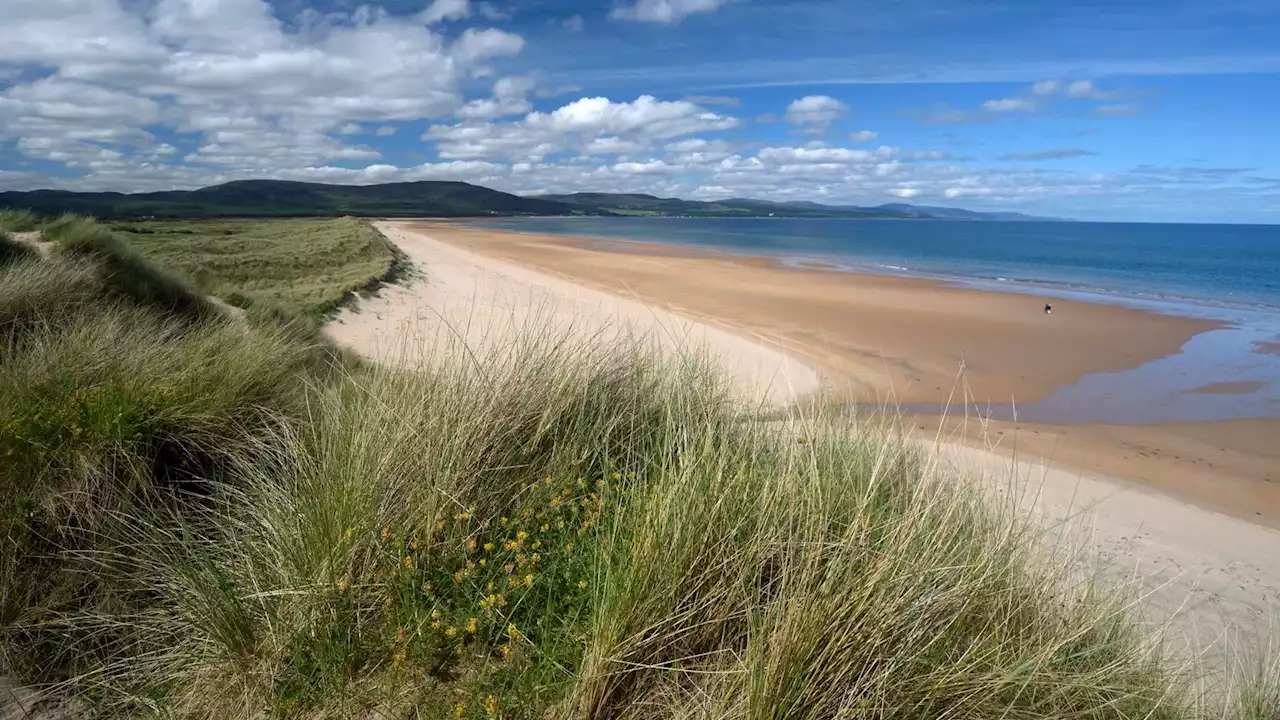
left=408, top=221, right=1280, bottom=527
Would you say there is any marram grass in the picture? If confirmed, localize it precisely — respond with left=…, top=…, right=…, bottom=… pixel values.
left=2, top=217, right=1278, bottom=719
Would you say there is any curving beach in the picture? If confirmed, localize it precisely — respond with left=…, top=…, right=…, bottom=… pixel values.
left=329, top=220, right=1280, bottom=658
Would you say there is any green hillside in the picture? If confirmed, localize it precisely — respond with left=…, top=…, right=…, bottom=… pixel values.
left=0, top=180, right=568, bottom=219
left=0, top=181, right=1060, bottom=221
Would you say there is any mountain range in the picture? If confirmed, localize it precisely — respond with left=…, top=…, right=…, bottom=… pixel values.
left=0, top=180, right=1061, bottom=222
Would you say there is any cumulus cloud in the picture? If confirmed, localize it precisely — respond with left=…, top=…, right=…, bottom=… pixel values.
left=424, top=95, right=739, bottom=160
left=785, top=95, right=849, bottom=131
left=982, top=97, right=1036, bottom=113
left=1065, top=79, right=1125, bottom=100
left=611, top=0, right=732, bottom=23
left=0, top=0, right=530, bottom=183
left=1031, top=80, right=1061, bottom=96
left=419, top=0, right=471, bottom=23
left=999, top=148, right=1097, bottom=161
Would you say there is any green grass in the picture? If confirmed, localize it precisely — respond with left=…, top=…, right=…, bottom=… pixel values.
left=0, top=209, right=42, bottom=233
left=109, top=217, right=407, bottom=319
left=2, top=218, right=1278, bottom=718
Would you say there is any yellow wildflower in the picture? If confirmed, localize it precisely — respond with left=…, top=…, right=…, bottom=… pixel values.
left=391, top=647, right=406, bottom=664
left=454, top=510, right=471, bottom=521
left=531, top=540, right=542, bottom=550
left=445, top=626, right=458, bottom=638
left=499, top=643, right=511, bottom=659
left=523, top=573, right=535, bottom=586
left=466, top=537, right=477, bottom=553
left=343, top=528, right=353, bottom=538
left=402, top=556, right=414, bottom=570
left=431, top=608, right=442, bottom=620
left=483, top=542, right=494, bottom=552
left=479, top=558, right=487, bottom=567
left=381, top=526, right=391, bottom=540
left=564, top=542, right=574, bottom=553
left=453, top=701, right=467, bottom=719
left=516, top=530, right=528, bottom=541
left=408, top=537, right=418, bottom=550
left=500, top=516, right=509, bottom=526
left=485, top=695, right=499, bottom=718
left=577, top=580, right=588, bottom=590
left=431, top=620, right=441, bottom=630
left=540, top=523, right=550, bottom=533
left=336, top=577, right=348, bottom=592
left=506, top=623, right=520, bottom=639
left=466, top=617, right=478, bottom=634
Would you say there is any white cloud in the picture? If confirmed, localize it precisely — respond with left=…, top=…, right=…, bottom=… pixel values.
left=425, top=95, right=738, bottom=161
left=982, top=97, right=1036, bottom=113
left=785, top=95, right=849, bottom=130
left=1031, top=80, right=1061, bottom=96
left=375, top=126, right=397, bottom=136
left=456, top=75, right=535, bottom=120
left=419, top=0, right=471, bottom=24
left=0, top=0, right=529, bottom=181
left=476, top=2, right=510, bottom=20
left=611, top=0, right=732, bottom=23
left=757, top=145, right=896, bottom=164
left=1065, top=79, right=1100, bottom=98
left=849, top=130, right=878, bottom=142
left=889, top=188, right=922, bottom=198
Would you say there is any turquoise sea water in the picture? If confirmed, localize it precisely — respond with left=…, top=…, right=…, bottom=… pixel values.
left=478, top=217, right=1280, bottom=424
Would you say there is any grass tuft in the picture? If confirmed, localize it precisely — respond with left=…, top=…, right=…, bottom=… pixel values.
left=0, top=209, right=42, bottom=233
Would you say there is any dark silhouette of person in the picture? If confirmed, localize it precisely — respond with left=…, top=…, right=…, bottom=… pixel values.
left=1044, top=303, right=1053, bottom=315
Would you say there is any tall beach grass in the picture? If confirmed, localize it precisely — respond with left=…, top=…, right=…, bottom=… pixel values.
left=2, top=217, right=1277, bottom=718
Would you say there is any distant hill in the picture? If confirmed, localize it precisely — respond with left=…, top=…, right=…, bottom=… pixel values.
left=870, top=203, right=1060, bottom=222
left=0, top=180, right=567, bottom=218
left=533, top=193, right=905, bottom=219
left=537, top=193, right=1061, bottom=221
left=0, top=180, right=1064, bottom=221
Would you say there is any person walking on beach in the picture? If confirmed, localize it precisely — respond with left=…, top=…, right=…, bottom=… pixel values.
left=1044, top=303, right=1053, bottom=315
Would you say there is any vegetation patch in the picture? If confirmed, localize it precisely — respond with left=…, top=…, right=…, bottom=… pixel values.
left=110, top=217, right=406, bottom=319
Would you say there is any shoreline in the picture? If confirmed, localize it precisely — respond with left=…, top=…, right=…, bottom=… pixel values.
left=472, top=218, right=1280, bottom=318
left=400, top=220, right=1280, bottom=529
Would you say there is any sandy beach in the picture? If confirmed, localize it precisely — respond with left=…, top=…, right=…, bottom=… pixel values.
left=326, top=220, right=1280, bottom=658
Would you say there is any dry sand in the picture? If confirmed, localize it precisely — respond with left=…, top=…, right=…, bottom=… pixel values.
left=326, top=222, right=819, bottom=407
left=327, top=221, right=1280, bottom=660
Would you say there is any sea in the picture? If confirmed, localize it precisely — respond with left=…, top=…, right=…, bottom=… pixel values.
left=478, top=217, right=1280, bottom=425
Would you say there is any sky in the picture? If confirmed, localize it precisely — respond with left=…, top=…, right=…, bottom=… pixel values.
left=2, top=0, right=1279, bottom=223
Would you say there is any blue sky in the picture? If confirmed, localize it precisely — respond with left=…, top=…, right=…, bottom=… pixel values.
left=2, top=0, right=1278, bottom=222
